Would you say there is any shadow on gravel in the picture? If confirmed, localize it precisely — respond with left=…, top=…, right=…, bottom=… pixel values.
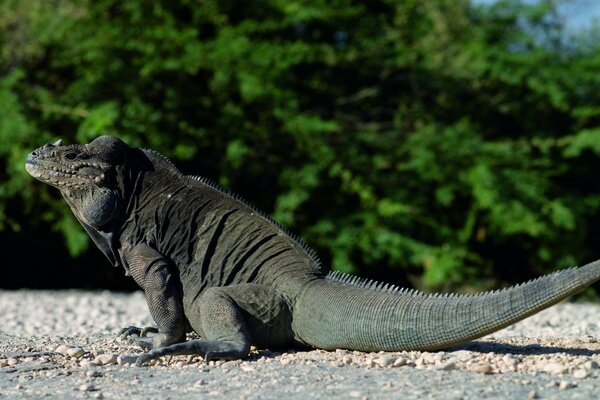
left=451, top=341, right=598, bottom=357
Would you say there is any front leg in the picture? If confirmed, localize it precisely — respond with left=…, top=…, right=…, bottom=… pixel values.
left=121, top=243, right=186, bottom=348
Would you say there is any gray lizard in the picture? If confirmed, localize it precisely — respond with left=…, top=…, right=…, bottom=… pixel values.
left=25, top=136, right=600, bottom=364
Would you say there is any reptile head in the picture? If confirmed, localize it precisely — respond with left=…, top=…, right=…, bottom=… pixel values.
left=26, top=136, right=128, bottom=228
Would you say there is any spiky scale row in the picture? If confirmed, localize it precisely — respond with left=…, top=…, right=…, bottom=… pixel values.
left=326, top=270, right=404, bottom=294
left=326, top=266, right=581, bottom=301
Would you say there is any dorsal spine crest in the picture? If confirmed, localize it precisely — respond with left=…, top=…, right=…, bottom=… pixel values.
left=186, top=175, right=322, bottom=270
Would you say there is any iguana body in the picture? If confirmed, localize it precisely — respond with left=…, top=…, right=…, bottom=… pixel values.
left=25, top=136, right=600, bottom=363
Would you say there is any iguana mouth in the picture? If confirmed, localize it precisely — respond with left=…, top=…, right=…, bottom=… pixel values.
left=26, top=161, right=106, bottom=188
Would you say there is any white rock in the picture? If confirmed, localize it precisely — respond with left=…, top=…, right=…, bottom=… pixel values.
left=66, top=347, right=85, bottom=358
left=468, top=363, right=492, bottom=374
left=420, top=352, right=441, bottom=363
left=583, top=360, right=599, bottom=370
left=572, top=369, right=588, bottom=379
left=559, top=381, right=574, bottom=390
left=450, top=350, right=473, bottom=359
left=392, top=357, right=407, bottom=367
left=374, top=356, right=395, bottom=367
left=94, top=353, right=117, bottom=365
left=542, top=362, right=567, bottom=375
left=79, top=384, right=98, bottom=392
left=502, top=354, right=517, bottom=366
left=55, top=345, right=70, bottom=355
left=117, top=354, right=138, bottom=366
left=436, top=362, right=457, bottom=371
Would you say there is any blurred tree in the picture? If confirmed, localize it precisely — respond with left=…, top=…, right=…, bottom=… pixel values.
left=2, top=0, right=600, bottom=292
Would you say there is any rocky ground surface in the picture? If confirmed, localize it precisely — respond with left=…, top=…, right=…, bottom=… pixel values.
left=0, top=290, right=599, bottom=399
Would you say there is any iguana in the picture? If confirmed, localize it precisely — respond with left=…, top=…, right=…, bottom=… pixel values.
left=25, top=136, right=600, bottom=365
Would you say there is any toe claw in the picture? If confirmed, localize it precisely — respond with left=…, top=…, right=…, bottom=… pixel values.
left=140, top=327, right=159, bottom=337
left=119, top=326, right=142, bottom=338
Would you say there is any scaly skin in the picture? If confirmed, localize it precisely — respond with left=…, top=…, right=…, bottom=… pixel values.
left=25, top=136, right=600, bottom=364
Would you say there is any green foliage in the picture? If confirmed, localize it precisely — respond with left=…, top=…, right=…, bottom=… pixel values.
left=3, top=0, right=600, bottom=291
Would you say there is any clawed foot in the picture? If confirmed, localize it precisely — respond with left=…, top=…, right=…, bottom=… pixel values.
left=119, top=326, right=159, bottom=349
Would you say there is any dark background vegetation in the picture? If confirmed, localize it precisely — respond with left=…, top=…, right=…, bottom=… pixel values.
left=2, top=0, right=600, bottom=295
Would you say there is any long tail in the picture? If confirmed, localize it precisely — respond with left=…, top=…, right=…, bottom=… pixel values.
left=291, top=259, right=600, bottom=351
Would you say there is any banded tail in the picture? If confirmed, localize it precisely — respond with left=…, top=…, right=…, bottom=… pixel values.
left=292, top=260, right=600, bottom=351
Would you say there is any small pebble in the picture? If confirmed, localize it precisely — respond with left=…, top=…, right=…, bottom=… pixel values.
left=94, top=353, right=117, bottom=365
left=468, top=363, right=492, bottom=374
left=436, top=362, right=457, bottom=371
left=117, top=354, right=138, bottom=365
left=55, top=345, right=70, bottom=355
left=392, top=357, right=407, bottom=367
left=221, top=360, right=241, bottom=369
left=542, top=362, right=567, bottom=375
left=86, top=370, right=102, bottom=377
left=559, top=381, right=574, bottom=390
left=450, top=350, right=473, bottom=361
left=572, top=369, right=588, bottom=379
left=527, top=390, right=539, bottom=399
left=374, top=356, right=395, bottom=368
left=583, top=360, right=599, bottom=370
left=80, top=384, right=98, bottom=392
left=66, top=347, right=85, bottom=358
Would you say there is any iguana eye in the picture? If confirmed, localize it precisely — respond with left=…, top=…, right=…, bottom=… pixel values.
left=64, top=152, right=78, bottom=161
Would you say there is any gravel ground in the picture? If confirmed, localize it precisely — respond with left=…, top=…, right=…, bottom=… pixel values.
left=1, top=290, right=599, bottom=399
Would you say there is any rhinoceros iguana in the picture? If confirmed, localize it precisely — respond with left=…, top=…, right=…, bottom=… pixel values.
left=25, top=136, right=600, bottom=365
